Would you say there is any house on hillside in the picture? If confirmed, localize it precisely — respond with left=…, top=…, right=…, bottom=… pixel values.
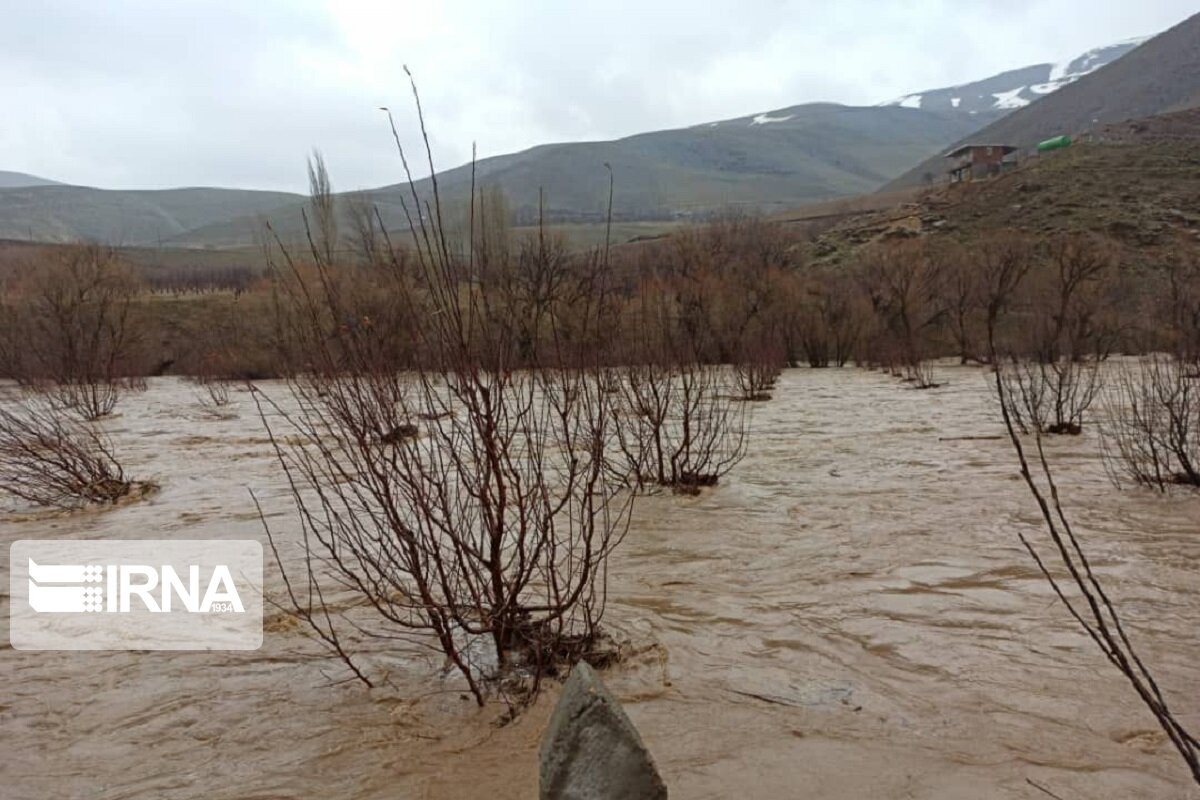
left=946, top=144, right=1018, bottom=183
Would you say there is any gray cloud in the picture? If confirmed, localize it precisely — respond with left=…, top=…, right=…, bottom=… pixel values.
left=1, top=0, right=1194, bottom=192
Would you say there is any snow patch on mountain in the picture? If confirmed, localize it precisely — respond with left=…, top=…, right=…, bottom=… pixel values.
left=1047, top=56, right=1074, bottom=83
left=751, top=112, right=795, bottom=125
left=885, top=93, right=924, bottom=109
left=992, top=88, right=1030, bottom=110
left=1115, top=34, right=1152, bottom=47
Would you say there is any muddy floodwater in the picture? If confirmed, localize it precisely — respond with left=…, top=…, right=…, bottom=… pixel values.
left=3, top=366, right=1199, bottom=799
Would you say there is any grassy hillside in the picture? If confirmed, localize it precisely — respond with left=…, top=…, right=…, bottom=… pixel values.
left=813, top=109, right=1200, bottom=266
left=373, top=104, right=994, bottom=221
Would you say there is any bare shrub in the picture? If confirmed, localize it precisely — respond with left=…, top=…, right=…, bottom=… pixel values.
left=999, top=357, right=1103, bottom=436
left=608, top=277, right=749, bottom=493
left=732, top=335, right=783, bottom=401
left=0, top=395, right=132, bottom=509
left=610, top=359, right=748, bottom=493
left=1101, top=356, right=1200, bottom=490
left=195, top=376, right=232, bottom=410
left=188, top=336, right=240, bottom=412
left=732, top=358, right=779, bottom=402
left=258, top=96, right=633, bottom=706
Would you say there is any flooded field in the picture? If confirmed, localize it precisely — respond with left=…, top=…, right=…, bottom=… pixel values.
left=3, top=366, right=1198, bottom=799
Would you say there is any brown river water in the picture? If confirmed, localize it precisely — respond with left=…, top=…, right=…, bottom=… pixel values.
left=2, top=366, right=1198, bottom=799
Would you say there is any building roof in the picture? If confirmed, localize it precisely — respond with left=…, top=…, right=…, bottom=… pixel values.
left=945, top=144, right=1018, bottom=158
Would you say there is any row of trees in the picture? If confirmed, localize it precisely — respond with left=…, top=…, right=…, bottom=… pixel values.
left=4, top=220, right=1198, bottom=390
left=1, top=202, right=1193, bottom=498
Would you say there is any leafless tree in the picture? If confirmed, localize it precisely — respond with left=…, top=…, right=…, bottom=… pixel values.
left=257, top=83, right=634, bottom=706
left=935, top=242, right=982, bottom=365
left=857, top=242, right=946, bottom=388
left=792, top=268, right=862, bottom=368
left=14, top=244, right=144, bottom=419
left=607, top=277, right=749, bottom=493
left=996, top=235, right=1116, bottom=435
left=977, top=234, right=1034, bottom=358
left=306, top=150, right=339, bottom=266
left=1029, top=233, right=1115, bottom=364
left=1158, top=250, right=1200, bottom=368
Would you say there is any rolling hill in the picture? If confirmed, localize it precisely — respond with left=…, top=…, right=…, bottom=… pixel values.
left=167, top=103, right=994, bottom=248
left=0, top=185, right=304, bottom=245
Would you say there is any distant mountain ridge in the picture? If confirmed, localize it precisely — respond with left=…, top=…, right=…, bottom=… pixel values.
left=163, top=102, right=994, bottom=248
left=0, top=185, right=304, bottom=245
left=0, top=24, right=1187, bottom=248
left=0, top=103, right=995, bottom=247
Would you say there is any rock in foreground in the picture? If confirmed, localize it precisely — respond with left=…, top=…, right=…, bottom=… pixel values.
left=539, top=662, right=668, bottom=800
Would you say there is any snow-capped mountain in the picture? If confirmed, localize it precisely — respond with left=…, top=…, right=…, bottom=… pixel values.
left=883, top=36, right=1150, bottom=116
left=888, top=12, right=1200, bottom=191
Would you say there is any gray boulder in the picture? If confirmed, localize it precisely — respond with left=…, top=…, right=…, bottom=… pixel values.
left=539, top=662, right=668, bottom=800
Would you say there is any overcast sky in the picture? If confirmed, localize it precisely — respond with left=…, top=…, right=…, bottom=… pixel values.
left=1, top=0, right=1194, bottom=193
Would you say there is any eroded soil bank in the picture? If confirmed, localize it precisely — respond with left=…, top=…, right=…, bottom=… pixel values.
left=2, top=367, right=1198, bottom=799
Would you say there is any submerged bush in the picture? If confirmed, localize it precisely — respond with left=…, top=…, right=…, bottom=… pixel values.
left=0, top=396, right=133, bottom=509
left=1102, top=356, right=1200, bottom=491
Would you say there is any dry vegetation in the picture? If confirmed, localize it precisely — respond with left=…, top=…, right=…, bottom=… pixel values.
left=1102, top=357, right=1200, bottom=491
left=0, top=394, right=133, bottom=509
